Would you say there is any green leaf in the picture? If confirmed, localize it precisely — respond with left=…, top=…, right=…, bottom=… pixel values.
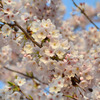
left=13, top=86, right=19, bottom=91
left=26, top=71, right=33, bottom=77
left=26, top=72, right=30, bottom=76
left=8, top=81, right=15, bottom=86
left=15, top=75, right=18, bottom=79
left=29, top=95, right=33, bottom=100
left=30, top=72, right=33, bottom=77
left=65, top=95, right=73, bottom=98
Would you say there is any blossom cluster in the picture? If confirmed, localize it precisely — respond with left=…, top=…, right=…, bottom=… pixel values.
left=0, top=0, right=100, bottom=100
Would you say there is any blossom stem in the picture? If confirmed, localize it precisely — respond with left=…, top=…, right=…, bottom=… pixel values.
left=19, top=87, right=33, bottom=100
left=14, top=21, right=42, bottom=48
left=63, top=95, right=78, bottom=100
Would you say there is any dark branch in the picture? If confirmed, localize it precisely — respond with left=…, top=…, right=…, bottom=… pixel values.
left=3, top=66, right=48, bottom=85
left=0, top=0, right=3, bottom=8
left=14, top=21, right=42, bottom=48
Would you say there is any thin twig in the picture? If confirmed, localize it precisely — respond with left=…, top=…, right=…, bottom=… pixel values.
left=72, top=0, right=99, bottom=29
left=19, top=87, right=32, bottom=100
left=14, top=21, right=42, bottom=48
left=3, top=66, right=48, bottom=85
left=63, top=94, right=78, bottom=100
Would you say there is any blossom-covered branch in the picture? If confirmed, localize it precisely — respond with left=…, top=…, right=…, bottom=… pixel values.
left=0, top=0, right=100, bottom=100
left=72, top=0, right=100, bottom=29
left=14, top=21, right=42, bottom=48
left=3, top=66, right=48, bottom=85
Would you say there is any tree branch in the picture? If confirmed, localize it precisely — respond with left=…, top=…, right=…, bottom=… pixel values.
left=19, top=87, right=32, bottom=100
left=0, top=0, right=3, bottom=8
left=3, top=66, right=48, bottom=85
left=63, top=95, right=78, bottom=100
left=72, top=0, right=100, bottom=29
left=14, top=21, right=42, bottom=48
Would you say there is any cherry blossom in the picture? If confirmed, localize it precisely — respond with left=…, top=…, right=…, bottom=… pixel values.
left=0, top=0, right=100, bottom=100
left=14, top=77, right=26, bottom=86
left=1, top=24, right=12, bottom=36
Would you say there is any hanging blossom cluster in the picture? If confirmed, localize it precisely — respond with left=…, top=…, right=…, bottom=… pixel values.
left=0, top=0, right=100, bottom=100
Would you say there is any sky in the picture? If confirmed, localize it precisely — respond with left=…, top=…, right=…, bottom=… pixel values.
left=0, top=81, right=5, bottom=89
left=0, top=0, right=100, bottom=89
